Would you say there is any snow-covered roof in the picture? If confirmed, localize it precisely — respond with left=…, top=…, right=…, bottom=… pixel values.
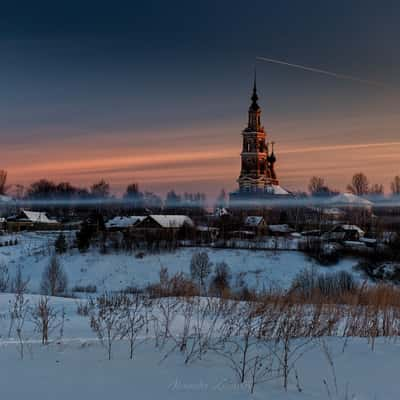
left=334, top=224, right=365, bottom=236
left=214, top=207, right=231, bottom=217
left=344, top=241, right=367, bottom=249
left=196, top=225, right=219, bottom=232
left=329, top=193, right=373, bottom=207
left=360, top=237, right=377, bottom=244
left=244, top=216, right=264, bottom=227
left=0, top=195, right=12, bottom=202
left=265, top=185, right=290, bottom=195
left=268, top=224, right=293, bottom=233
left=148, top=215, right=194, bottom=228
left=20, top=210, right=58, bottom=224
left=231, top=230, right=255, bottom=236
left=105, top=216, right=145, bottom=229
left=322, top=207, right=345, bottom=216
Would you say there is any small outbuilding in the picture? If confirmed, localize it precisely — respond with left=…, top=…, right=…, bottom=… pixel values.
left=244, top=216, right=267, bottom=236
left=323, top=224, right=365, bottom=242
left=268, top=224, right=294, bottom=236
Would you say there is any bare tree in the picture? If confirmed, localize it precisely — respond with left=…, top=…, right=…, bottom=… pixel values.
left=40, top=255, right=68, bottom=296
left=0, top=264, right=10, bottom=292
left=210, top=262, right=231, bottom=297
left=369, top=183, right=384, bottom=196
left=190, top=251, right=212, bottom=294
left=308, top=176, right=325, bottom=195
left=31, top=296, right=63, bottom=345
left=0, top=170, right=8, bottom=195
left=10, top=266, right=30, bottom=295
left=90, top=179, right=110, bottom=198
left=391, top=176, right=400, bottom=195
left=346, top=172, right=369, bottom=195
left=121, top=293, right=146, bottom=359
left=89, top=293, right=126, bottom=360
left=8, top=293, right=30, bottom=359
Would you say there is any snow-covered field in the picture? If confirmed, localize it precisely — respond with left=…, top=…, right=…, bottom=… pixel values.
left=0, top=293, right=398, bottom=400
left=0, top=233, right=394, bottom=399
left=0, top=232, right=364, bottom=293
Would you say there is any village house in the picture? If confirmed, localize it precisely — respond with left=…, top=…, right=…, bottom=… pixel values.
left=132, top=214, right=196, bottom=243
left=6, top=209, right=60, bottom=231
left=105, top=216, right=146, bottom=232
left=268, top=224, right=294, bottom=236
left=196, top=225, right=219, bottom=244
left=322, top=224, right=365, bottom=242
left=244, top=216, right=267, bottom=236
left=0, top=217, right=5, bottom=232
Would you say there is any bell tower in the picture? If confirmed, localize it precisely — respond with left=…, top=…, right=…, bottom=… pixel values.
left=237, top=76, right=279, bottom=192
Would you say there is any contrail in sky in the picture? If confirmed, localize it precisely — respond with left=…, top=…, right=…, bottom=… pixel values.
left=256, top=56, right=385, bottom=87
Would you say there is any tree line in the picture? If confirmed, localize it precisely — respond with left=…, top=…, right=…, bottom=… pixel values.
left=308, top=172, right=400, bottom=197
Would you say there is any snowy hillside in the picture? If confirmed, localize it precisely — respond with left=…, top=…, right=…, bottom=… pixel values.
left=0, top=232, right=364, bottom=293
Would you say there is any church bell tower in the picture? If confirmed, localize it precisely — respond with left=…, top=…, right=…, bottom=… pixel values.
left=237, top=76, right=279, bottom=192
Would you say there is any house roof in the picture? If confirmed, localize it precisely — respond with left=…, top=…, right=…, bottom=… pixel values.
left=265, top=185, right=290, bottom=195
left=0, top=195, right=12, bottom=202
left=268, top=224, right=293, bottom=233
left=196, top=225, right=219, bottom=232
left=244, top=216, right=264, bottom=227
left=20, top=210, right=58, bottom=224
left=148, top=215, right=194, bottom=228
left=105, top=216, right=145, bottom=229
left=334, top=224, right=365, bottom=235
left=329, top=193, right=373, bottom=207
left=214, top=207, right=231, bottom=217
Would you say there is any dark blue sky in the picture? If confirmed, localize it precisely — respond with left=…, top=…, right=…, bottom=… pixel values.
left=1, top=1, right=400, bottom=196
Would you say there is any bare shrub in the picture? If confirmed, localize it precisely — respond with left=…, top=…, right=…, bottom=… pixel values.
left=10, top=266, right=30, bottom=295
left=40, top=255, right=68, bottom=296
left=217, top=301, right=277, bottom=394
left=89, top=293, right=126, bottom=360
left=147, top=268, right=197, bottom=298
left=54, top=232, right=68, bottom=254
left=76, top=300, right=91, bottom=316
left=183, top=297, right=226, bottom=364
left=210, top=262, right=231, bottom=297
left=120, top=293, right=146, bottom=359
left=0, top=263, right=9, bottom=292
left=153, top=296, right=180, bottom=348
left=291, top=269, right=356, bottom=300
left=8, top=293, right=30, bottom=359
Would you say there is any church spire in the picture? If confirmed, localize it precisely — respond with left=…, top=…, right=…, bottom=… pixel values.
left=247, top=70, right=262, bottom=131
left=250, top=69, right=260, bottom=111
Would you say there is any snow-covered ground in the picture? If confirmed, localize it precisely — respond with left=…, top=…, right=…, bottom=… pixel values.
left=1, top=338, right=399, bottom=400
left=0, top=293, right=398, bottom=400
left=0, top=232, right=364, bottom=293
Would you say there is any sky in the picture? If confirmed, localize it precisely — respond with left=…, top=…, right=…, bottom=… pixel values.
left=1, top=0, right=400, bottom=199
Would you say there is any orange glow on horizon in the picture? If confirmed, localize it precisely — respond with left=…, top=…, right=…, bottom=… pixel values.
left=4, top=138, right=400, bottom=197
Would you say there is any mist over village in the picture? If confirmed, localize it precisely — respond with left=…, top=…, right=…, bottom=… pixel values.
left=1, top=2, right=400, bottom=400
